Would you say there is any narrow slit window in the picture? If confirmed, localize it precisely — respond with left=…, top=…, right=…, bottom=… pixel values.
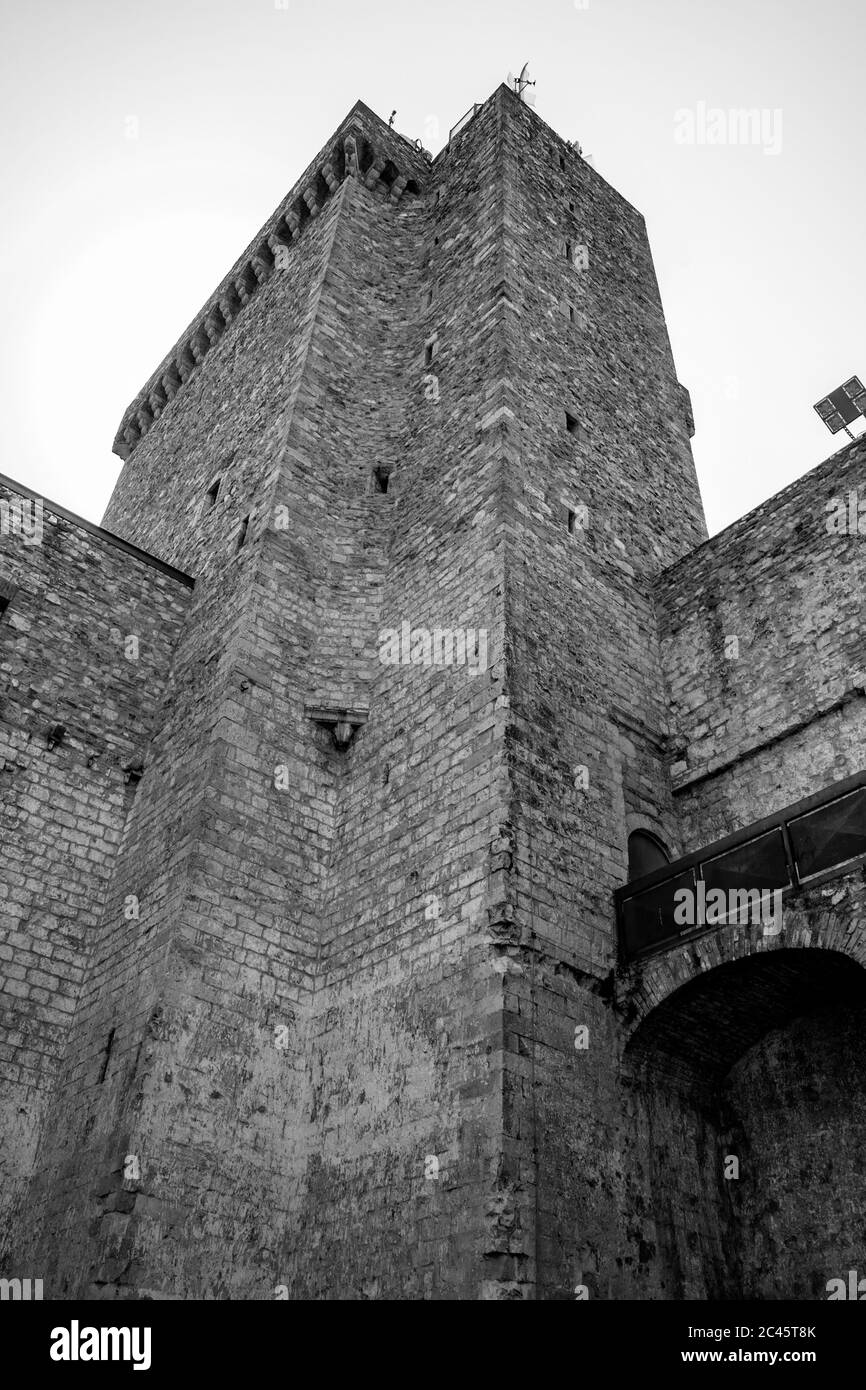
left=122, top=755, right=144, bottom=798
left=566, top=412, right=580, bottom=436
left=565, top=240, right=572, bottom=262
left=567, top=509, right=576, bottom=534
left=237, top=515, right=250, bottom=550
left=98, top=1028, right=116, bottom=1085
left=425, top=340, right=437, bottom=367
left=569, top=305, right=575, bottom=324
left=373, top=467, right=390, bottom=494
left=205, top=477, right=220, bottom=508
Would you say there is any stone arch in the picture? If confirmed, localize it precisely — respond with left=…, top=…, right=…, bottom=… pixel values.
left=620, top=887, right=865, bottom=1038
left=624, top=810, right=682, bottom=863
left=627, top=827, right=670, bottom=880
left=624, top=944, right=866, bottom=1093
left=619, top=925, right=866, bottom=1299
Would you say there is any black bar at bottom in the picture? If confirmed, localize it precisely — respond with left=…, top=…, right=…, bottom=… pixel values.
left=4, top=1297, right=863, bottom=1377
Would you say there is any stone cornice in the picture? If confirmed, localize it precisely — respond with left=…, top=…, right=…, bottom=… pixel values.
left=113, top=101, right=431, bottom=462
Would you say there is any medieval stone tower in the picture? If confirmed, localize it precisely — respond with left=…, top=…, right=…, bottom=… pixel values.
left=1, top=85, right=864, bottom=1301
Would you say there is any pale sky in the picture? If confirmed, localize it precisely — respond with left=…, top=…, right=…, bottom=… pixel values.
left=1, top=0, right=863, bottom=535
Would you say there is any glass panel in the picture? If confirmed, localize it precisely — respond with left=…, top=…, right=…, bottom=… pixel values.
left=788, top=787, right=866, bottom=880
left=701, top=829, right=789, bottom=891
left=700, top=830, right=790, bottom=924
left=621, top=869, right=696, bottom=960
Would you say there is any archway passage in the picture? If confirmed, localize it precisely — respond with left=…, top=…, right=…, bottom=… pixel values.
left=725, top=999, right=866, bottom=1298
left=625, top=948, right=866, bottom=1094
left=622, top=949, right=866, bottom=1299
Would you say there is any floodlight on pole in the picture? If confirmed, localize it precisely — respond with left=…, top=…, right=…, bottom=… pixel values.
left=813, top=376, right=866, bottom=440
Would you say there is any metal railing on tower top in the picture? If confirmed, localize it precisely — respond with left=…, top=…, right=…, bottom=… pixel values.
left=448, top=104, right=482, bottom=146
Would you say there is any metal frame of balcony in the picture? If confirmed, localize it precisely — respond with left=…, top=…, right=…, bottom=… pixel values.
left=615, top=768, right=866, bottom=965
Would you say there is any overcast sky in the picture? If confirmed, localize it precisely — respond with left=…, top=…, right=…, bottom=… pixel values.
left=1, top=0, right=863, bottom=535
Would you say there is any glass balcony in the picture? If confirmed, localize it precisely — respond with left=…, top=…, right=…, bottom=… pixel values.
left=788, top=786, right=866, bottom=881
left=616, top=772, right=866, bottom=964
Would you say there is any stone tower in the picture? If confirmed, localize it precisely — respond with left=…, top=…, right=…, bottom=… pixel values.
left=1, top=85, right=864, bottom=1300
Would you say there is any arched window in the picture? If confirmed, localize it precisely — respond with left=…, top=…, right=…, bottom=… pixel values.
left=628, top=830, right=670, bottom=880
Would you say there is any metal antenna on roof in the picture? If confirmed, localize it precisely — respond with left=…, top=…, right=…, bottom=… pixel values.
left=514, top=62, right=536, bottom=103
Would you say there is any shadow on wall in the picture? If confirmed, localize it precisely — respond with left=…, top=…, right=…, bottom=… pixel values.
left=622, top=949, right=866, bottom=1299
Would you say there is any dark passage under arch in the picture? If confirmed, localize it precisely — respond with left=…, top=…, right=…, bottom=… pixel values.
left=621, top=946, right=866, bottom=1298
left=625, top=947, right=866, bottom=1092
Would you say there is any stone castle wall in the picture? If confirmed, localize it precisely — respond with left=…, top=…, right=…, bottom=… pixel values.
left=1, top=86, right=863, bottom=1301
left=486, top=87, right=718, bottom=1298
left=10, top=91, right=515, bottom=1299
left=0, top=475, right=191, bottom=1259
left=657, top=434, right=866, bottom=848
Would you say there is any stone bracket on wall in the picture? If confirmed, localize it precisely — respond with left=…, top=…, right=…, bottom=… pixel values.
left=305, top=703, right=369, bottom=751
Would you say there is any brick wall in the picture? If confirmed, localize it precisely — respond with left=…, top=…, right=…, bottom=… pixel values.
left=488, top=85, right=714, bottom=1297
left=16, top=163, right=351, bottom=1298
left=657, top=434, right=866, bottom=848
left=728, top=995, right=866, bottom=1298
left=0, top=477, right=190, bottom=1261
left=14, top=95, right=516, bottom=1298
